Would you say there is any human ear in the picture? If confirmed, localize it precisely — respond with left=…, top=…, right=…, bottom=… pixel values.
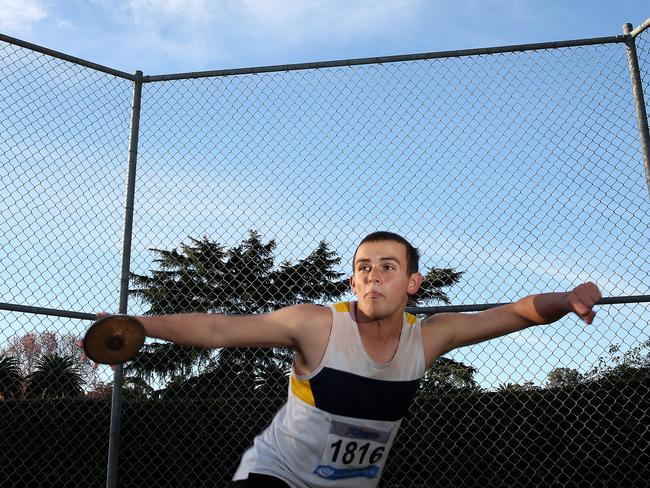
left=407, top=272, right=423, bottom=295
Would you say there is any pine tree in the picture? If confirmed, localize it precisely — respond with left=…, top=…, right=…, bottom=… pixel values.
left=128, top=231, right=348, bottom=397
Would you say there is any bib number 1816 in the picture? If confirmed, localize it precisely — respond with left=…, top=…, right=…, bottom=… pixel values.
left=329, top=439, right=385, bottom=465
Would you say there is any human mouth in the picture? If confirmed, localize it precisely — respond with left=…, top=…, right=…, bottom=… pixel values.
left=366, top=291, right=384, bottom=298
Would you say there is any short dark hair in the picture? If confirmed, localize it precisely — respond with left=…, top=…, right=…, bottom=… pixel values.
left=353, top=231, right=420, bottom=275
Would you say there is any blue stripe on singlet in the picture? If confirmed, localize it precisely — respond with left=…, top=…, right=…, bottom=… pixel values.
left=308, top=367, right=419, bottom=421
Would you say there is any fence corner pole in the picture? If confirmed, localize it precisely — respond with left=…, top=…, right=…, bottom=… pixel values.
left=106, top=69, right=144, bottom=488
left=623, top=23, right=650, bottom=201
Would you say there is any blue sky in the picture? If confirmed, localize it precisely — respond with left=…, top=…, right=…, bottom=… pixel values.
left=0, top=0, right=649, bottom=74
left=1, top=1, right=649, bottom=390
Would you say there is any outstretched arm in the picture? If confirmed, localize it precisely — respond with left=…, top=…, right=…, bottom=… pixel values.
left=422, top=282, right=601, bottom=363
left=134, top=304, right=332, bottom=351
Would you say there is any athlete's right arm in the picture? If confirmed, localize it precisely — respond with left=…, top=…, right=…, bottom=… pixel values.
left=136, top=304, right=331, bottom=352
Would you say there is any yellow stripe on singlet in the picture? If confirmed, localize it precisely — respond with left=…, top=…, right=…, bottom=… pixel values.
left=291, top=374, right=316, bottom=406
left=405, top=312, right=417, bottom=325
left=333, top=302, right=351, bottom=312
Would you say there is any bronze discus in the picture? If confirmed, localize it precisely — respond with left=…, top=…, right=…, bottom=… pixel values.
left=83, top=315, right=145, bottom=364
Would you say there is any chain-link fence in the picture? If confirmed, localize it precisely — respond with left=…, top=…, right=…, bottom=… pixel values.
left=1, top=20, right=649, bottom=488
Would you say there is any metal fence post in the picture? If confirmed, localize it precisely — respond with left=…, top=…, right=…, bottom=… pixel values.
left=623, top=23, right=650, bottom=200
left=106, top=69, right=144, bottom=488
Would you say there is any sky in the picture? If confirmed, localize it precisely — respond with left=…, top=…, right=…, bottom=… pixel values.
left=1, top=1, right=649, bottom=390
left=0, top=0, right=648, bottom=75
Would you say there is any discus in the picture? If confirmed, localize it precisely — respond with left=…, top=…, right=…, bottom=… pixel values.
left=83, top=315, right=145, bottom=364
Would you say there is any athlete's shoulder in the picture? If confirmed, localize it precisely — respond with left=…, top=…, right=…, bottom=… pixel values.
left=281, top=303, right=332, bottom=325
left=404, top=310, right=418, bottom=326
left=420, top=313, right=456, bottom=340
left=420, top=313, right=467, bottom=366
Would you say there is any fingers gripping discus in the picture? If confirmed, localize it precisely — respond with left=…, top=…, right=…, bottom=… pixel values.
left=83, top=315, right=145, bottom=364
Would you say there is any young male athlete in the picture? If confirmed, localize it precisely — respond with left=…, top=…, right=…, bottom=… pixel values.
left=129, top=231, right=601, bottom=488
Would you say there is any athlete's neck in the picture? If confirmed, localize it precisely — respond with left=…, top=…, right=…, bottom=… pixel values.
left=354, top=304, right=404, bottom=342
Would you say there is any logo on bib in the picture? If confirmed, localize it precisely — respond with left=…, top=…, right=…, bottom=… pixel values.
left=344, top=427, right=380, bottom=440
left=314, top=465, right=380, bottom=480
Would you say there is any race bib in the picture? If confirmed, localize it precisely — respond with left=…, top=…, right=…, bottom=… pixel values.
left=314, top=420, right=391, bottom=480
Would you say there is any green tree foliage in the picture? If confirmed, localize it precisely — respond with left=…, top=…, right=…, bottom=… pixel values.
left=130, top=231, right=349, bottom=317
left=128, top=231, right=348, bottom=395
left=410, top=267, right=464, bottom=306
left=25, top=354, right=84, bottom=399
left=545, top=338, right=650, bottom=390
left=1, top=330, right=101, bottom=398
left=419, top=357, right=481, bottom=395
left=546, top=367, right=583, bottom=389
left=86, top=377, right=156, bottom=400
left=0, top=355, right=24, bottom=399
left=585, top=338, right=650, bottom=384
left=497, top=380, right=539, bottom=393
left=540, top=337, right=650, bottom=394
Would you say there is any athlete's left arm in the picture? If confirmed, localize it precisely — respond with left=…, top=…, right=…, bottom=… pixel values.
left=421, top=282, right=601, bottom=365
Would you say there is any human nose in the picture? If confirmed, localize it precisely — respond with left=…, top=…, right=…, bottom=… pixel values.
left=366, top=267, right=381, bottom=283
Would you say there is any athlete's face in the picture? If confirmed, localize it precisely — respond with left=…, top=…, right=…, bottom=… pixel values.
left=350, top=241, right=422, bottom=321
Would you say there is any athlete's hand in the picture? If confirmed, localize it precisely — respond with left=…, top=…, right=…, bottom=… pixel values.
left=566, top=282, right=601, bottom=324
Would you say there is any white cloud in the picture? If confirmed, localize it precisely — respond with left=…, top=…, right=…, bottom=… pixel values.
left=421, top=230, right=644, bottom=300
left=107, top=0, right=426, bottom=69
left=122, top=0, right=423, bottom=31
left=0, top=0, right=48, bottom=33
left=238, top=0, right=424, bottom=40
left=127, top=0, right=217, bottom=24
left=56, top=19, right=73, bottom=29
left=280, top=0, right=425, bottom=47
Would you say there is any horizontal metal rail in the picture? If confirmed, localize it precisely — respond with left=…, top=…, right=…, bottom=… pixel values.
left=0, top=31, right=627, bottom=83
left=0, top=302, right=95, bottom=321
left=3, top=19, right=648, bottom=83
left=143, top=35, right=626, bottom=82
left=2, top=296, right=648, bottom=320
left=0, top=33, right=135, bottom=80
left=407, top=295, right=650, bottom=314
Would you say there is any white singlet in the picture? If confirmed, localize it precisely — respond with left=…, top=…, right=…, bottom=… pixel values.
left=233, top=301, right=426, bottom=487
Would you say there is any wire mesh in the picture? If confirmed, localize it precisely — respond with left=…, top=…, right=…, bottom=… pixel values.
left=1, top=26, right=649, bottom=488
left=0, top=39, right=134, bottom=487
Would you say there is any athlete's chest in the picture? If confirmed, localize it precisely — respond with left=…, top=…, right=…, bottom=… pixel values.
left=357, top=326, right=402, bottom=364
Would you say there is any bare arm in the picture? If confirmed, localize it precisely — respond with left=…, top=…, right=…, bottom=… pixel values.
left=422, top=282, right=601, bottom=364
left=135, top=304, right=332, bottom=352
